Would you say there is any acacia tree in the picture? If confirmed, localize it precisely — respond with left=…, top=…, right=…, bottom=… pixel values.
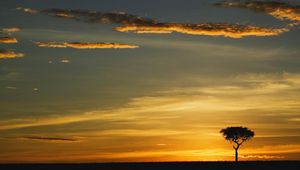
left=220, top=126, right=254, bottom=162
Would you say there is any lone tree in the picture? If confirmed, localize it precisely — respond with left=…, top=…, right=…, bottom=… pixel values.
left=220, top=126, right=254, bottom=162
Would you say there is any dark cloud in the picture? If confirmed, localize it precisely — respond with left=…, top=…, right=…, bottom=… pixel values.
left=19, top=136, right=79, bottom=142
left=215, top=1, right=300, bottom=23
left=35, top=42, right=139, bottom=49
left=42, top=9, right=156, bottom=25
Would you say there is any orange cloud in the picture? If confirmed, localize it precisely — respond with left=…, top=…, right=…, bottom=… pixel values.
left=35, top=42, right=139, bottom=49
left=1, top=27, right=21, bottom=33
left=0, top=37, right=18, bottom=44
left=0, top=50, right=24, bottom=59
left=115, top=23, right=288, bottom=38
left=215, top=1, right=300, bottom=24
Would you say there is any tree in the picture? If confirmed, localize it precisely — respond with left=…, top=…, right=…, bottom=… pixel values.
left=220, top=126, right=254, bottom=162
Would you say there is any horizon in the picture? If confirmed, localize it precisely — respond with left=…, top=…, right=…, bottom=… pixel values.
left=0, top=0, right=300, bottom=163
left=1, top=160, right=300, bottom=164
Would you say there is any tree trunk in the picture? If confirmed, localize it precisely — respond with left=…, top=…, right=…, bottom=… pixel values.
left=235, top=148, right=238, bottom=162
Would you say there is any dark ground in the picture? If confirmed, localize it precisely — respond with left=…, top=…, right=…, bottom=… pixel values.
left=1, top=161, right=299, bottom=170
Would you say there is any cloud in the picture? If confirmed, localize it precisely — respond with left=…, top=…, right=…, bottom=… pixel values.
left=42, top=9, right=156, bottom=25
left=0, top=50, right=24, bottom=59
left=18, top=136, right=79, bottom=142
left=240, top=154, right=284, bottom=159
left=1, top=72, right=300, bottom=131
left=1, top=72, right=300, bottom=161
left=22, top=8, right=288, bottom=38
left=242, top=144, right=300, bottom=155
left=156, top=143, right=167, bottom=146
left=61, top=59, right=70, bottom=63
left=5, top=86, right=17, bottom=90
left=35, top=42, right=67, bottom=48
left=288, top=118, right=300, bottom=122
left=0, top=37, right=18, bottom=44
left=215, top=1, right=300, bottom=25
left=16, top=7, right=39, bottom=14
left=1, top=27, right=21, bottom=33
left=87, top=129, right=188, bottom=137
left=0, top=72, right=299, bottom=162
left=35, top=42, right=139, bottom=49
left=115, top=23, right=288, bottom=38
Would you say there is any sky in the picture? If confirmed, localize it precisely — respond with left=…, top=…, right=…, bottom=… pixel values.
left=0, top=0, right=300, bottom=163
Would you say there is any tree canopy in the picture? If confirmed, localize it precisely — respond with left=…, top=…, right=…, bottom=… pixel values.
left=220, top=126, right=255, bottom=146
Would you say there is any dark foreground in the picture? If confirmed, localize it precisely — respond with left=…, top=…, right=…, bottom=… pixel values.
left=1, top=161, right=299, bottom=170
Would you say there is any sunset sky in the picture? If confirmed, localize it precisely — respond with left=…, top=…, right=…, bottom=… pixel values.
left=0, top=0, right=300, bottom=163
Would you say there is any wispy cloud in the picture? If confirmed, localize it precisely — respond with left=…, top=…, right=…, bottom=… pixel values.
left=5, top=86, right=17, bottom=90
left=61, top=59, right=70, bottom=63
left=1, top=72, right=300, bottom=131
left=240, top=154, right=284, bottom=159
left=215, top=1, right=300, bottom=25
left=0, top=50, right=24, bottom=59
left=0, top=37, right=18, bottom=44
left=1, top=27, right=21, bottom=33
left=115, top=23, right=288, bottom=38
left=288, top=118, right=300, bottom=122
left=18, top=136, right=80, bottom=142
left=242, top=144, right=300, bottom=155
left=16, top=7, right=39, bottom=14
left=35, top=42, right=139, bottom=49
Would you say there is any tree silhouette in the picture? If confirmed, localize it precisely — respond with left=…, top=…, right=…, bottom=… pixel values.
left=220, top=126, right=254, bottom=162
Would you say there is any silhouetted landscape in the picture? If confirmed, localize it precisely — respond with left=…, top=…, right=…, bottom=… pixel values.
left=1, top=161, right=300, bottom=170
left=1, top=0, right=300, bottom=166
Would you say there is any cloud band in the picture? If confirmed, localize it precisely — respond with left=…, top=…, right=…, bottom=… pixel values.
left=35, top=42, right=139, bottom=49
